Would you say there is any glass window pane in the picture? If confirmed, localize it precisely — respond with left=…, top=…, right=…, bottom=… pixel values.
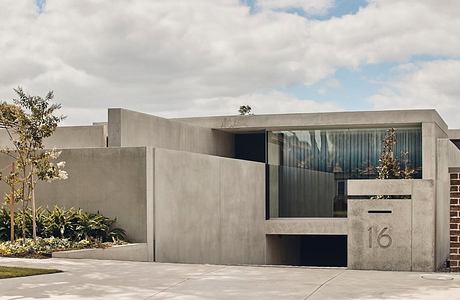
left=267, top=127, right=422, bottom=218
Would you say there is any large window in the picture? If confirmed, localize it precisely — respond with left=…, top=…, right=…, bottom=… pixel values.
left=267, top=127, right=422, bottom=218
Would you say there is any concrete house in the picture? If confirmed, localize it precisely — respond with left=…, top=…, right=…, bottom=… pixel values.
left=2, top=108, right=460, bottom=272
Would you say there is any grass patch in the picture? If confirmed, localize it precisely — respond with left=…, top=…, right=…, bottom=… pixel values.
left=0, top=266, right=62, bottom=279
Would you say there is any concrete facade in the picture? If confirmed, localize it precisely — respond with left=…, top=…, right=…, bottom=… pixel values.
left=1, top=108, right=459, bottom=271
left=0, top=124, right=107, bottom=149
left=154, top=148, right=266, bottom=265
left=108, top=108, right=234, bottom=157
left=0, top=147, right=149, bottom=243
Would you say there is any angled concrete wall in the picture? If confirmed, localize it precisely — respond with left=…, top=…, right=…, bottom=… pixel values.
left=0, top=147, right=148, bottom=243
left=0, top=125, right=107, bottom=149
left=108, top=109, right=234, bottom=157
left=154, top=148, right=265, bottom=265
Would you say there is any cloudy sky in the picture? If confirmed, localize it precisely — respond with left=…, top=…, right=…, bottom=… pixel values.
left=1, top=0, right=459, bottom=127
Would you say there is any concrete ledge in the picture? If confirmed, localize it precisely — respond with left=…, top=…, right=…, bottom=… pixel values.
left=348, top=179, right=412, bottom=196
left=265, top=218, right=348, bottom=235
left=52, top=243, right=148, bottom=262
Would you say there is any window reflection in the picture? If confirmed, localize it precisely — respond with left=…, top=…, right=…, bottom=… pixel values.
left=267, top=127, right=422, bottom=218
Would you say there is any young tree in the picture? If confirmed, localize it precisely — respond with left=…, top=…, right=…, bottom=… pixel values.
left=13, top=88, right=67, bottom=239
left=376, top=128, right=401, bottom=179
left=0, top=103, right=27, bottom=241
left=0, top=88, right=67, bottom=240
left=374, top=128, right=415, bottom=199
left=0, top=163, right=20, bottom=242
left=238, top=105, right=252, bottom=115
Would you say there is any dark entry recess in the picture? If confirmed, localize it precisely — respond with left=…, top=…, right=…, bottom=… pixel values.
left=234, top=132, right=266, bottom=163
left=300, top=235, right=347, bottom=267
left=267, top=235, right=347, bottom=267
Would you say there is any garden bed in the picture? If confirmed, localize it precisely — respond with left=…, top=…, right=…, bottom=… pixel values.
left=0, top=206, right=128, bottom=258
left=0, top=237, right=126, bottom=259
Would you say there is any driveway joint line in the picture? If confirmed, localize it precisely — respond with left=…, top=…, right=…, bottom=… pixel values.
left=144, top=265, right=228, bottom=299
left=303, top=269, right=346, bottom=300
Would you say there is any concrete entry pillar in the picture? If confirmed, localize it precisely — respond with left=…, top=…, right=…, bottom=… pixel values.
left=348, top=200, right=412, bottom=271
left=348, top=179, right=435, bottom=272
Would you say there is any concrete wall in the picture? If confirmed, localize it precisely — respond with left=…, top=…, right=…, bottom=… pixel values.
left=265, top=218, right=347, bottom=235
left=52, top=243, right=148, bottom=262
left=108, top=109, right=234, bottom=157
left=154, top=148, right=266, bottom=265
left=421, top=121, right=449, bottom=269
left=348, top=199, right=412, bottom=271
left=0, top=125, right=107, bottom=149
left=348, top=179, right=435, bottom=271
left=0, top=147, right=148, bottom=243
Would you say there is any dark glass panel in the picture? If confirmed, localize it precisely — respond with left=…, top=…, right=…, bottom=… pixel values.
left=267, top=127, right=422, bottom=218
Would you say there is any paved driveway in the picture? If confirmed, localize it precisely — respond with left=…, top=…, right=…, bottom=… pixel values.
left=1, top=257, right=460, bottom=299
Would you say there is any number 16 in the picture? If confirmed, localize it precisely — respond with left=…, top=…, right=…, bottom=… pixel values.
left=368, top=226, right=392, bottom=248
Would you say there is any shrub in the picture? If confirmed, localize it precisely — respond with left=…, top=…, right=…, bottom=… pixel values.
left=0, top=237, right=125, bottom=258
left=0, top=206, right=126, bottom=242
left=0, top=207, right=9, bottom=241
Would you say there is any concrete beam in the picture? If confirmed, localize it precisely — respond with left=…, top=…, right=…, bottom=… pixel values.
left=348, top=179, right=412, bottom=196
left=265, top=218, right=348, bottom=235
left=174, top=110, right=447, bottom=132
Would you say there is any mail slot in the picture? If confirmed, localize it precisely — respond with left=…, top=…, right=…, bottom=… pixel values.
left=368, top=210, right=392, bottom=214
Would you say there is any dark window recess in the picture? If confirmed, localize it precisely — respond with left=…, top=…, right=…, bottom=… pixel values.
left=234, top=133, right=266, bottom=163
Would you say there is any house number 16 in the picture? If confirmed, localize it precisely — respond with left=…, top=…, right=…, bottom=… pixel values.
left=368, top=226, right=392, bottom=248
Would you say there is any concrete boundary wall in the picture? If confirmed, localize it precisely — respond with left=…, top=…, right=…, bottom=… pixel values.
left=0, top=125, right=107, bottom=149
left=52, top=243, right=148, bottom=261
left=108, top=109, right=234, bottom=157
left=348, top=179, right=435, bottom=271
left=0, top=147, right=148, bottom=243
left=153, top=148, right=266, bottom=265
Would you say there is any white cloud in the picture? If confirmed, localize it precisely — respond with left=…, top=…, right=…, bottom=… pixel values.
left=370, top=59, right=460, bottom=128
left=0, top=0, right=459, bottom=124
left=256, top=0, right=335, bottom=15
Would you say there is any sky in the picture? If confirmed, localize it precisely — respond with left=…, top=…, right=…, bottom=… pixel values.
left=0, top=0, right=459, bottom=127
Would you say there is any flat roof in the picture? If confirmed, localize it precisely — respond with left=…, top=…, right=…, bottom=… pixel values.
left=172, top=109, right=448, bottom=132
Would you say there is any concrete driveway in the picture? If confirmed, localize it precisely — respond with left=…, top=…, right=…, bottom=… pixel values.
left=1, top=257, right=460, bottom=300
